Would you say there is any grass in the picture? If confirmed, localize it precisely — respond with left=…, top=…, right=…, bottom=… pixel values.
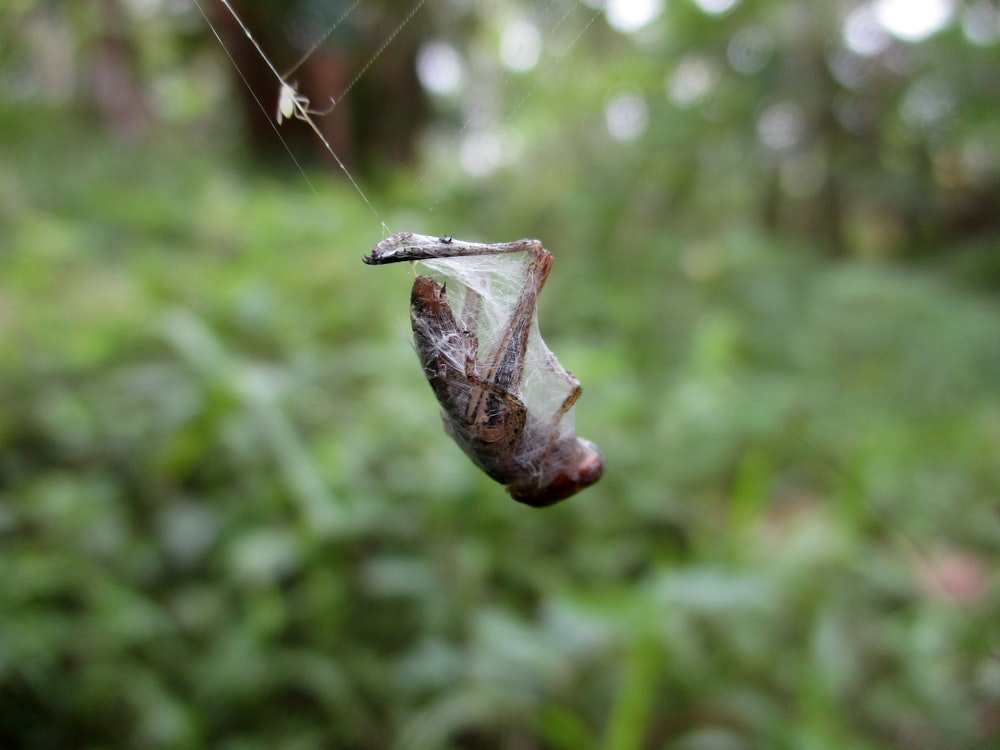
left=1, top=107, right=998, bottom=749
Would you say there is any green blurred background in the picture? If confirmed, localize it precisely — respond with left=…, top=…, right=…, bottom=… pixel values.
left=1, top=0, right=999, bottom=748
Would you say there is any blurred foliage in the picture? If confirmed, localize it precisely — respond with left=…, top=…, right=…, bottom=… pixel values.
left=2, top=1, right=1000, bottom=749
